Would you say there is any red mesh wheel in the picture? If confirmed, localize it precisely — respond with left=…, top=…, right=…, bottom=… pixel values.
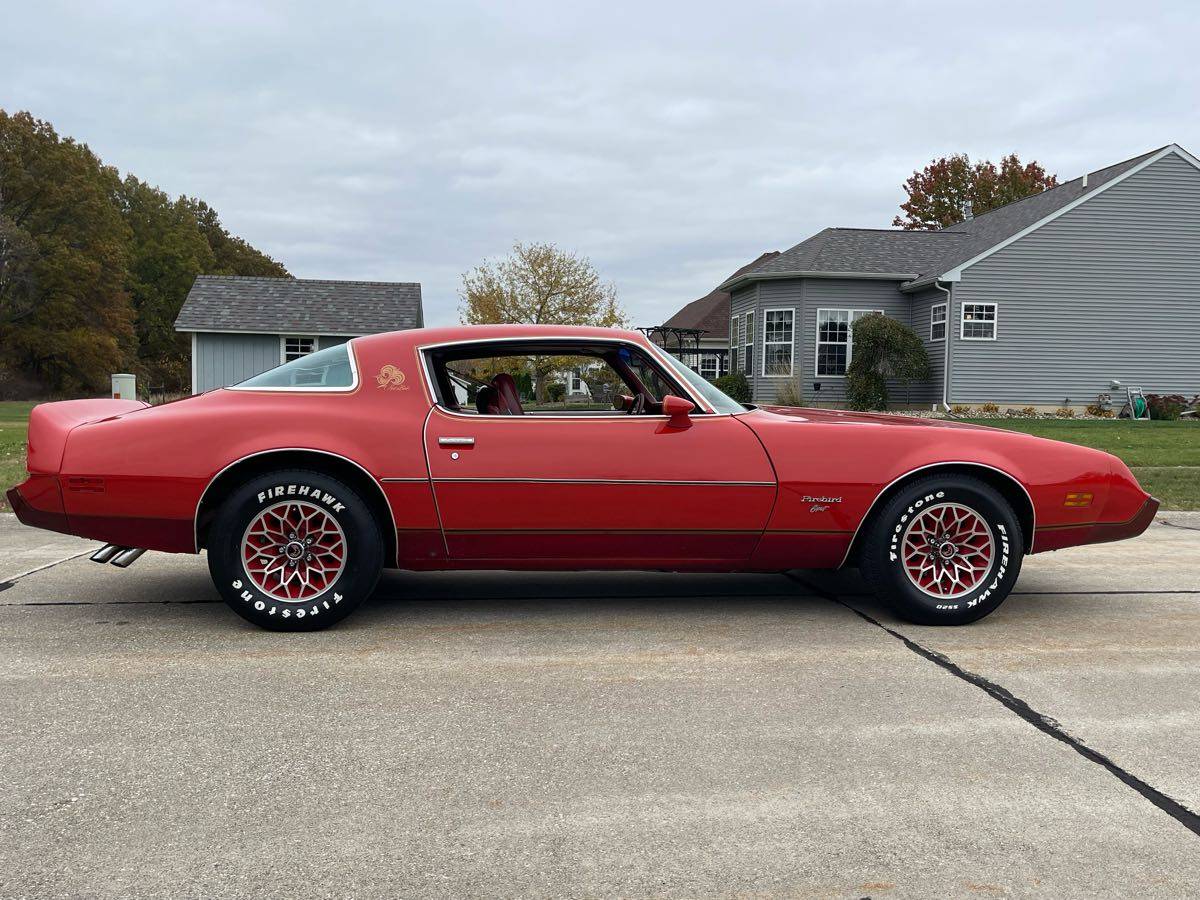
left=899, top=502, right=995, bottom=599
left=241, top=501, right=347, bottom=602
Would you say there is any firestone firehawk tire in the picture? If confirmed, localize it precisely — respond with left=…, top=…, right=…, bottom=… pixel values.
left=860, top=474, right=1024, bottom=625
left=207, top=469, right=383, bottom=631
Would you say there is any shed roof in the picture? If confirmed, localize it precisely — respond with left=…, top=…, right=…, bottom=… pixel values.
left=175, top=276, right=423, bottom=335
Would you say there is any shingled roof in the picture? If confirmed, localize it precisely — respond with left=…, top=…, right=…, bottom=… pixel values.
left=175, top=276, right=423, bottom=335
left=721, top=145, right=1183, bottom=293
left=663, top=252, right=781, bottom=335
left=739, top=228, right=966, bottom=282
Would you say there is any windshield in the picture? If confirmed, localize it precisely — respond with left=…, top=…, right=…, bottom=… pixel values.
left=234, top=343, right=356, bottom=390
left=656, top=351, right=747, bottom=414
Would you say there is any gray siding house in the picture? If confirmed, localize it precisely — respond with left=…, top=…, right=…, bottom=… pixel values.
left=175, top=276, right=423, bottom=392
left=723, top=144, right=1200, bottom=408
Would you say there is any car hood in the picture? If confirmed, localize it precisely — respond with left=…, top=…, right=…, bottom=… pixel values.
left=752, top=406, right=993, bottom=430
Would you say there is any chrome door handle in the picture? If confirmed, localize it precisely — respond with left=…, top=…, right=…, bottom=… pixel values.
left=438, top=436, right=475, bottom=447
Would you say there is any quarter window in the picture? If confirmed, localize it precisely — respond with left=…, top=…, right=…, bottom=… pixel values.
left=961, top=303, right=997, bottom=340
left=762, top=309, right=795, bottom=376
left=930, top=303, right=947, bottom=342
left=283, top=336, right=316, bottom=362
left=237, top=342, right=355, bottom=390
left=816, top=309, right=883, bottom=376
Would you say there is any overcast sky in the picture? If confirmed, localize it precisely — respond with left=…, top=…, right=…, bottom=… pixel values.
left=3, top=1, right=1198, bottom=326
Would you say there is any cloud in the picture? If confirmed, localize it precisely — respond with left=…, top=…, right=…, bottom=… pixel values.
left=2, top=0, right=1198, bottom=327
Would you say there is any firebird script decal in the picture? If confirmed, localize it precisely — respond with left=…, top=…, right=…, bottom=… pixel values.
left=376, top=365, right=408, bottom=390
left=802, top=494, right=842, bottom=513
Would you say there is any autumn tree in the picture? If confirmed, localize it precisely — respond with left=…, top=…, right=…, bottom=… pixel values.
left=893, top=153, right=1058, bottom=230
left=0, top=109, right=288, bottom=397
left=0, top=111, right=135, bottom=394
left=460, top=241, right=626, bottom=399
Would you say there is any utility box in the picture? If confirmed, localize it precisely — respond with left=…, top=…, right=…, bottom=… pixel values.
left=111, top=373, right=136, bottom=400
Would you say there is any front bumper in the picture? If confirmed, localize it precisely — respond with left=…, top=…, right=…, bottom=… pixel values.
left=1032, top=495, right=1160, bottom=553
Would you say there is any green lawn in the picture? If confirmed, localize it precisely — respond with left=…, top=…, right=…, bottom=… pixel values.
left=961, top=418, right=1199, bottom=510
left=0, top=402, right=36, bottom=512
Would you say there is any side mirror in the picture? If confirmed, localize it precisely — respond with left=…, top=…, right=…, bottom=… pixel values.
left=661, top=394, right=695, bottom=428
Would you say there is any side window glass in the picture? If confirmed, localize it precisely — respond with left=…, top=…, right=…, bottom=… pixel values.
left=429, top=344, right=692, bottom=416
left=442, top=353, right=626, bottom=414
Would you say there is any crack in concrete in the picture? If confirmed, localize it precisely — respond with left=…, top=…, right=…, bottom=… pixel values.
left=786, top=573, right=1200, bottom=839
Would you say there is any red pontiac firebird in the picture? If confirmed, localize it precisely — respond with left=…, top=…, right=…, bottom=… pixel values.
left=8, top=325, right=1157, bottom=630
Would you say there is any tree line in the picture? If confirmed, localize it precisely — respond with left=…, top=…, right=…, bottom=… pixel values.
left=0, top=110, right=288, bottom=398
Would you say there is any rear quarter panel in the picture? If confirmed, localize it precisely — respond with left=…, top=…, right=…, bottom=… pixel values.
left=57, top=336, right=436, bottom=552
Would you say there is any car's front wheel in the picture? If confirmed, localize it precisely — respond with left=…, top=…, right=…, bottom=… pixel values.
left=207, top=469, right=383, bottom=631
left=860, top=474, right=1023, bottom=625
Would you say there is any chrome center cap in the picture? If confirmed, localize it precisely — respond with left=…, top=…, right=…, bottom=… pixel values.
left=938, top=542, right=958, bottom=560
left=284, top=540, right=306, bottom=560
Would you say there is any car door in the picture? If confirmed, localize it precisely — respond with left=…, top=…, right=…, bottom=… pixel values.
left=421, top=342, right=776, bottom=566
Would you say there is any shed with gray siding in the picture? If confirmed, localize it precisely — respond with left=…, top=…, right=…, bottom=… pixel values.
left=175, top=276, right=423, bottom=393
left=719, top=144, right=1200, bottom=409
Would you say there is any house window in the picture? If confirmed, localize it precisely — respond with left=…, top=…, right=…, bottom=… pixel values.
left=961, top=303, right=997, bottom=340
left=699, top=354, right=719, bottom=381
left=743, top=311, right=755, bottom=375
left=815, top=309, right=883, bottom=376
left=762, top=309, right=795, bottom=376
left=729, top=315, right=740, bottom=373
left=283, top=336, right=316, bottom=363
left=930, top=303, right=947, bottom=342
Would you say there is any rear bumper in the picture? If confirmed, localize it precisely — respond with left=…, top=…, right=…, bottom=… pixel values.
left=1032, top=495, right=1160, bottom=553
left=6, top=477, right=72, bottom=536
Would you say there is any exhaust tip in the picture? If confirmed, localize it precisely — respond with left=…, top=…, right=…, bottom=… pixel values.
left=110, top=547, right=146, bottom=568
left=90, top=544, right=124, bottom=564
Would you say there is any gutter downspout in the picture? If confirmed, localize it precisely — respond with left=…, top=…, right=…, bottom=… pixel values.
left=933, top=280, right=953, bottom=412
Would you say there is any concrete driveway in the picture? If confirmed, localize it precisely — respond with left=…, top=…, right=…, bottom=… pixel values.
left=2, top=513, right=1198, bottom=898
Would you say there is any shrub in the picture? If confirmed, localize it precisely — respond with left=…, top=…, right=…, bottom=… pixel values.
left=978, top=402, right=1000, bottom=415
left=546, top=382, right=566, bottom=403
left=950, top=405, right=973, bottom=416
left=774, top=378, right=803, bottom=407
left=1021, top=406, right=1038, bottom=418
left=714, top=372, right=751, bottom=404
left=1085, top=403, right=1114, bottom=418
left=1055, top=406, right=1075, bottom=418
left=1146, top=393, right=1187, bottom=421
left=845, top=314, right=930, bottom=411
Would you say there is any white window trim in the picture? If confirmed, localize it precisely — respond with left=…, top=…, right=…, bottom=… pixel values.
left=729, top=314, right=740, bottom=373
left=959, top=302, right=999, bottom=342
left=743, top=310, right=755, bottom=376
left=930, top=302, right=947, bottom=343
left=813, top=308, right=884, bottom=379
left=280, top=334, right=317, bottom=364
left=761, top=307, right=796, bottom=378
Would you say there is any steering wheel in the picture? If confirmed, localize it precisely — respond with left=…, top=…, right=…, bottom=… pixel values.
left=626, top=393, right=647, bottom=415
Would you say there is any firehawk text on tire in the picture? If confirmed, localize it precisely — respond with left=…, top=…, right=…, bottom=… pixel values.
left=860, top=474, right=1024, bottom=626
left=207, top=470, right=383, bottom=631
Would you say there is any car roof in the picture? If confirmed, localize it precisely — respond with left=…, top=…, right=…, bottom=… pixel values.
left=354, top=324, right=651, bottom=351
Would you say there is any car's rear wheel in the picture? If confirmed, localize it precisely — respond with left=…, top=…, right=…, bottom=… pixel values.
left=207, top=469, right=383, bottom=631
left=860, top=474, right=1023, bottom=625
